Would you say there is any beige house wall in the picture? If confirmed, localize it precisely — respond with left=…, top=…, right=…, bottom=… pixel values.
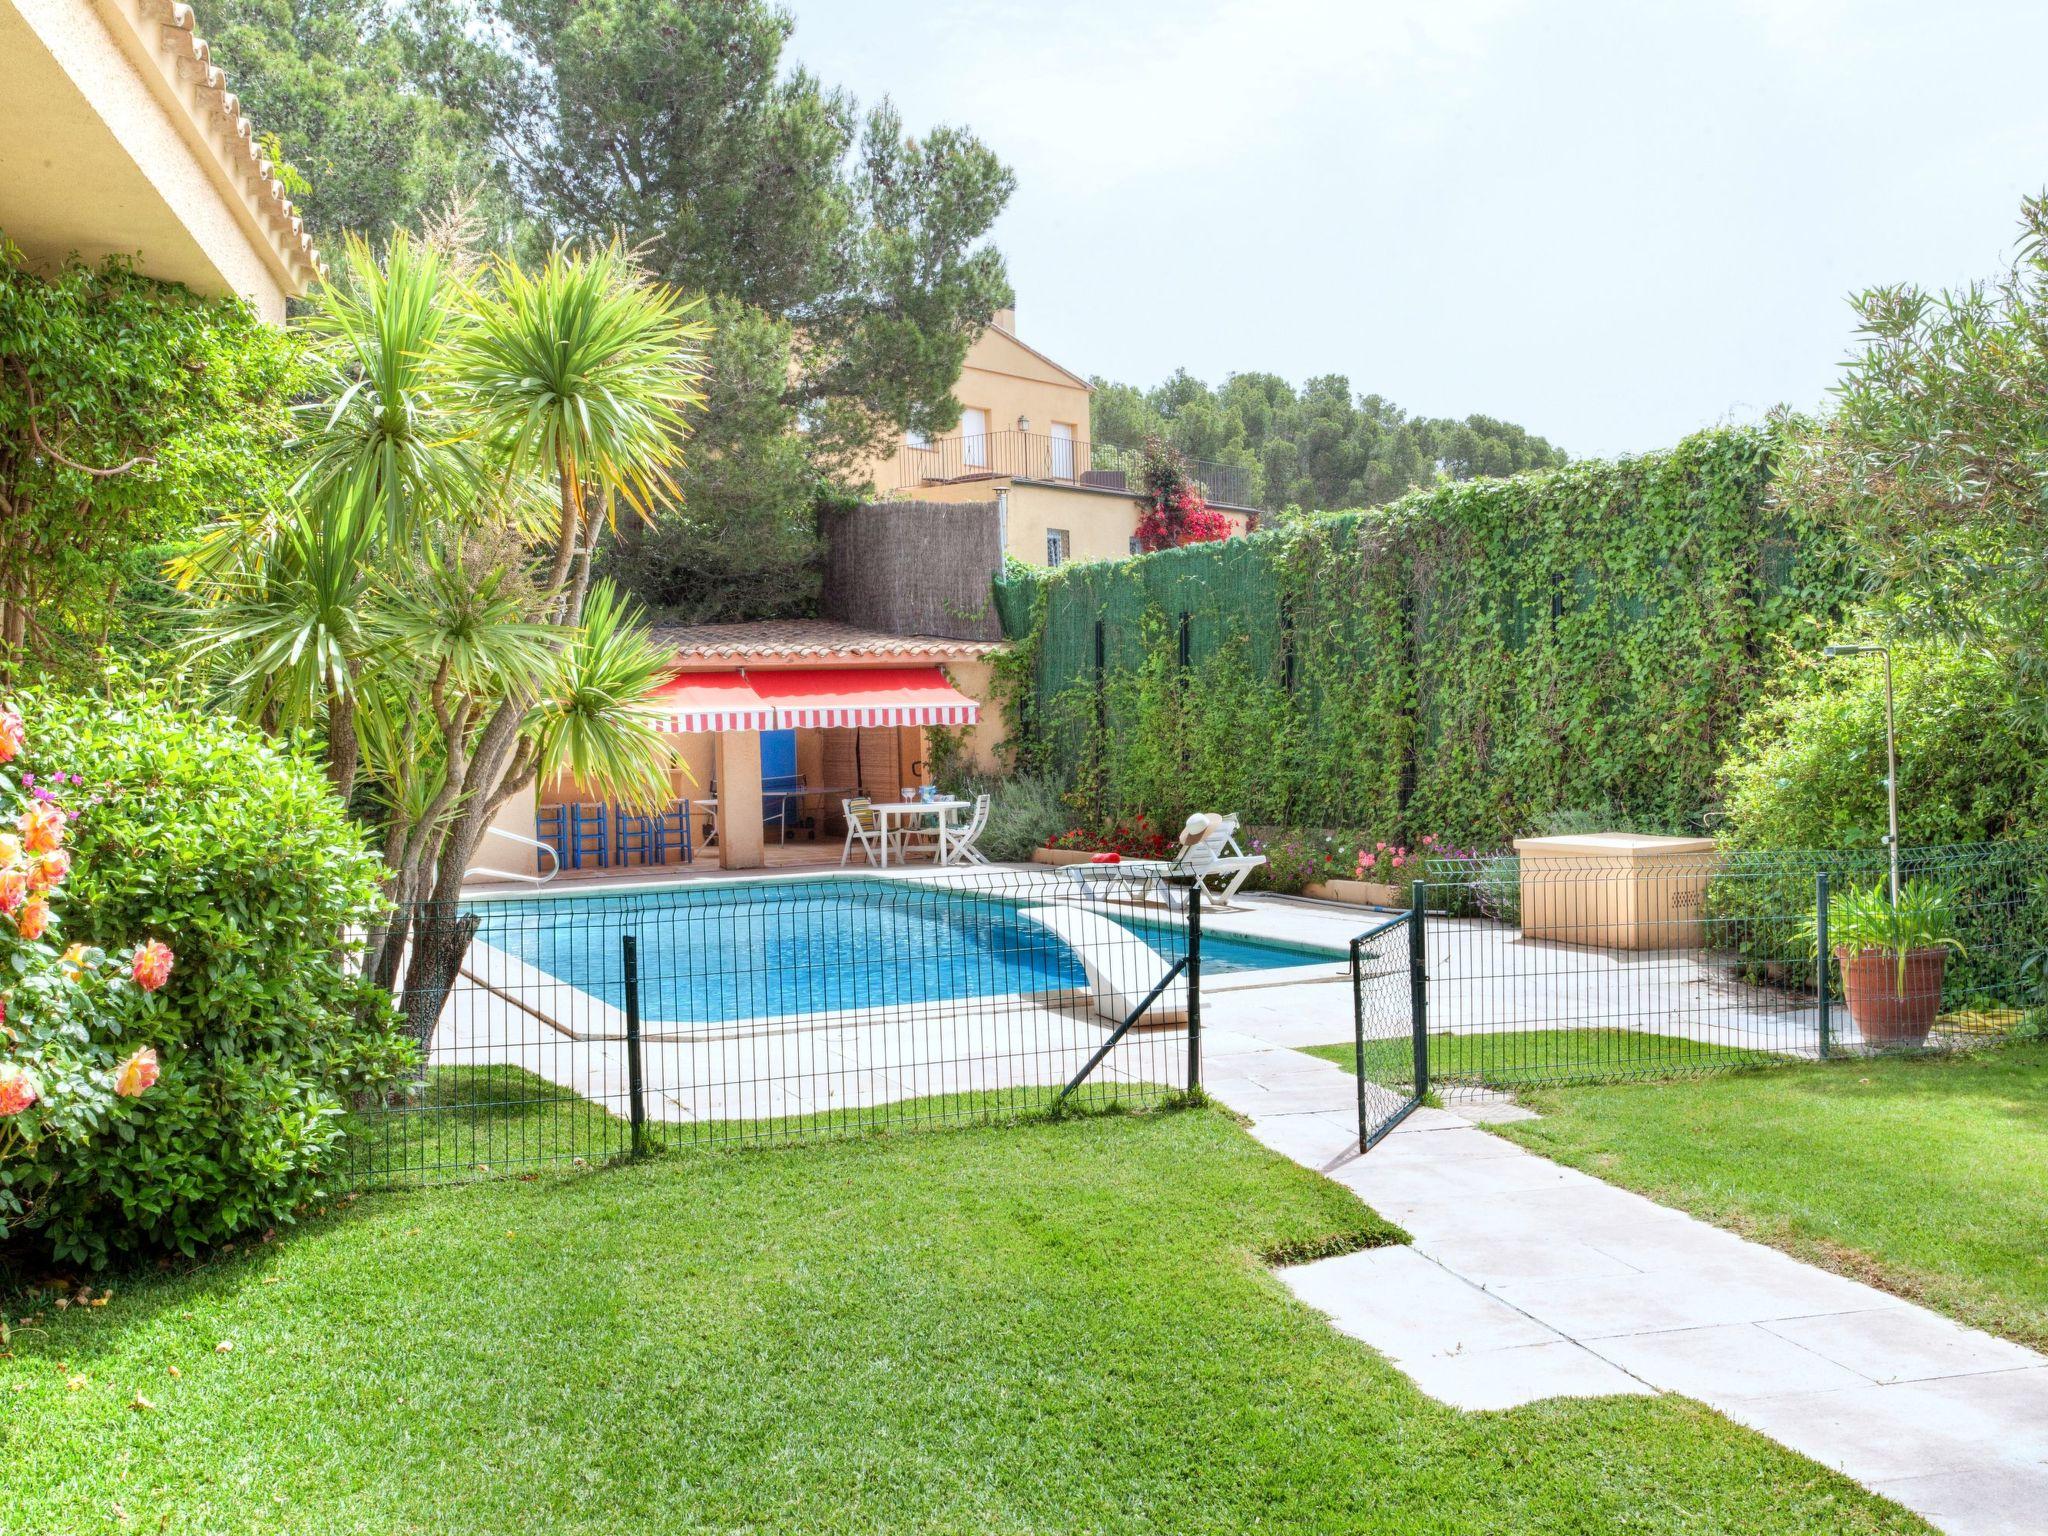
left=900, top=478, right=1250, bottom=568
left=859, top=316, right=1092, bottom=496
left=0, top=0, right=321, bottom=321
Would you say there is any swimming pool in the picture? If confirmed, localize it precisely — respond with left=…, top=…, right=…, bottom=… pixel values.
left=467, top=877, right=1337, bottom=1028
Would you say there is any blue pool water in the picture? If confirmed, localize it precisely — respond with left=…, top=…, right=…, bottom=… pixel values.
left=469, top=877, right=1336, bottom=1027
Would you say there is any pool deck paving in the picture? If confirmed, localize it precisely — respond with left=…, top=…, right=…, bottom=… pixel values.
left=1192, top=906, right=2048, bottom=1536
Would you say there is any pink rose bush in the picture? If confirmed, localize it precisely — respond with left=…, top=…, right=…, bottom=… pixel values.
left=0, top=701, right=174, bottom=1240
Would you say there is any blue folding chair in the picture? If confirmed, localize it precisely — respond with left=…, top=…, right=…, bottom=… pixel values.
left=534, top=803, right=568, bottom=876
left=614, top=807, right=662, bottom=867
left=654, top=799, right=694, bottom=865
left=567, top=803, right=609, bottom=870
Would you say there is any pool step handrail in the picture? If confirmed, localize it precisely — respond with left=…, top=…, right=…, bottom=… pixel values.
left=462, top=825, right=561, bottom=886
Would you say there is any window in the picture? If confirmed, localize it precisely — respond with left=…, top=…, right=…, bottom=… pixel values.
left=903, top=427, right=930, bottom=449
left=1128, top=535, right=1142, bottom=556
left=960, top=406, right=989, bottom=468
left=1046, top=528, right=1069, bottom=566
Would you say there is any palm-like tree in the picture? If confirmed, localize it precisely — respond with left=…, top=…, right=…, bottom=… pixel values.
left=178, top=237, right=709, bottom=1024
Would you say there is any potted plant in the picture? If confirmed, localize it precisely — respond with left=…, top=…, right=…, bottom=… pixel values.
left=1818, top=877, right=1966, bottom=1045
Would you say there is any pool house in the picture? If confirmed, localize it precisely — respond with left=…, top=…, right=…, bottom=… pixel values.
left=475, top=621, right=1009, bottom=881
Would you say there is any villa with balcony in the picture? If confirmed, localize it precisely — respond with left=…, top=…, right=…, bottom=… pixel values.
left=867, top=306, right=1260, bottom=566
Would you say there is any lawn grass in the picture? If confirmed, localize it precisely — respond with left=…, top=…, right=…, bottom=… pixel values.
left=1302, top=1027, right=1778, bottom=1090
left=345, top=1066, right=1186, bottom=1186
left=2, top=1108, right=1926, bottom=1534
left=1491, top=1042, right=2048, bottom=1349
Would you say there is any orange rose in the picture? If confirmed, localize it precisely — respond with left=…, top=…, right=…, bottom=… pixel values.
left=17, top=803, right=64, bottom=856
left=0, top=709, right=22, bottom=765
left=0, top=868, right=25, bottom=917
left=114, top=1047, right=159, bottom=1098
left=60, top=942, right=91, bottom=982
left=15, top=896, right=51, bottom=941
left=0, top=1061, right=35, bottom=1116
left=131, top=939, right=174, bottom=993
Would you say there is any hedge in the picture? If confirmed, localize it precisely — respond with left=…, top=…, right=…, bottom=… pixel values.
left=994, top=427, right=1856, bottom=845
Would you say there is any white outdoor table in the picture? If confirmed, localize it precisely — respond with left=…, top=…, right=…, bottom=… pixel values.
left=867, top=798, right=970, bottom=867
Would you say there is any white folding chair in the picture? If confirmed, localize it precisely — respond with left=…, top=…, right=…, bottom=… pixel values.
left=940, top=793, right=992, bottom=865
left=840, top=797, right=887, bottom=866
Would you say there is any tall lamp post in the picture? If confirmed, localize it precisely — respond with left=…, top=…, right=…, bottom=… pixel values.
left=1823, top=643, right=1900, bottom=904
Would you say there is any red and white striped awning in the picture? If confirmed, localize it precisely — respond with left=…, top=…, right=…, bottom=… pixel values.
left=748, top=666, right=981, bottom=729
left=639, top=670, right=778, bottom=733
left=640, top=666, right=980, bottom=733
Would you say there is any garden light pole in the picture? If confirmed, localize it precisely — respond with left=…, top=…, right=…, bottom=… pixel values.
left=1823, top=643, right=1900, bottom=904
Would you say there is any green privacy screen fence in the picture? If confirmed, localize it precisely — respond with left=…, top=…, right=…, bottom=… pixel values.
left=993, top=427, right=1857, bottom=846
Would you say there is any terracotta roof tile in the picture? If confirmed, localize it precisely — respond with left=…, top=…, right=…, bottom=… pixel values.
left=144, top=0, right=324, bottom=286
left=649, top=619, right=1005, bottom=663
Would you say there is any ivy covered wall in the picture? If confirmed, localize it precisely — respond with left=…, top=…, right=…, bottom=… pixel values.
left=992, top=427, right=1856, bottom=844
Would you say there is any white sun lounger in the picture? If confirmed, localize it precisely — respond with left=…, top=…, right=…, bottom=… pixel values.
left=1058, top=813, right=1266, bottom=908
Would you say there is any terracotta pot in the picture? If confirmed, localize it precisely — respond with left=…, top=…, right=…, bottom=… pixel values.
left=1836, top=946, right=1948, bottom=1045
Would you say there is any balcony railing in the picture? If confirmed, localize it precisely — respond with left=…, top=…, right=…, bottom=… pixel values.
left=891, top=429, right=1261, bottom=511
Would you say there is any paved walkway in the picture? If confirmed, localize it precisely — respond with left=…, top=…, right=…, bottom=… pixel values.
left=1197, top=991, right=2048, bottom=1536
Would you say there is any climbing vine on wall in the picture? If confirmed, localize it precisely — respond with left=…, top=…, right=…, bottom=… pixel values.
left=993, top=427, right=1855, bottom=844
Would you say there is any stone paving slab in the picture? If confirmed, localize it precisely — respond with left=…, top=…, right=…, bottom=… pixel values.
left=1197, top=971, right=2048, bottom=1536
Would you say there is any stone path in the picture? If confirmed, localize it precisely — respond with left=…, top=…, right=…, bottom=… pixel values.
left=1198, top=1004, right=2048, bottom=1536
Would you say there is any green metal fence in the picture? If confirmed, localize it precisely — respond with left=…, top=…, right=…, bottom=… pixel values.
left=1347, top=839, right=2046, bottom=1114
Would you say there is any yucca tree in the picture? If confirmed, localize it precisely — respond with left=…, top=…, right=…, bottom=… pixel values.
left=177, top=235, right=709, bottom=1028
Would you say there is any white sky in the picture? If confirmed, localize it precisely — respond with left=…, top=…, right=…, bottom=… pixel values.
left=789, top=0, right=2048, bottom=458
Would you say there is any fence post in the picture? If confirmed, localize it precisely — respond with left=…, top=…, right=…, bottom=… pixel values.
left=1185, top=878, right=1203, bottom=1095
left=621, top=933, right=647, bottom=1157
left=1409, top=880, right=1430, bottom=1102
left=1815, top=872, right=1831, bottom=1062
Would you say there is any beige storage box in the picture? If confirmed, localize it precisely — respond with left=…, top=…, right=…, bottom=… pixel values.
left=1513, top=833, right=1719, bottom=950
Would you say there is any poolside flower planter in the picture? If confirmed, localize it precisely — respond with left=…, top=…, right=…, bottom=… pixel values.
left=1032, top=847, right=1105, bottom=868
left=1836, top=946, right=1948, bottom=1045
left=1304, top=879, right=1407, bottom=908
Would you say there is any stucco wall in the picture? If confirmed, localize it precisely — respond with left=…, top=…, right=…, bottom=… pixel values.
left=1, top=0, right=305, bottom=320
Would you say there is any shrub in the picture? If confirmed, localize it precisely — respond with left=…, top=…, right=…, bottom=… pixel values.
left=9, top=687, right=412, bottom=1266
left=1717, top=642, right=2048, bottom=852
left=948, top=772, right=1068, bottom=864
left=1709, top=642, right=2048, bottom=1005
left=0, top=702, right=178, bottom=1252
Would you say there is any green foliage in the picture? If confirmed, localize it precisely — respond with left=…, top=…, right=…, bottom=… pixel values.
left=438, top=0, right=1014, bottom=479
left=1716, top=643, right=2048, bottom=853
left=1777, top=193, right=2048, bottom=715
left=1815, top=878, right=1966, bottom=965
left=199, top=0, right=517, bottom=247
left=1091, top=368, right=1568, bottom=515
left=941, top=771, right=1067, bottom=864
left=597, top=299, right=824, bottom=623
left=0, top=249, right=302, bottom=670
left=1001, top=427, right=1848, bottom=845
left=11, top=688, right=410, bottom=1266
